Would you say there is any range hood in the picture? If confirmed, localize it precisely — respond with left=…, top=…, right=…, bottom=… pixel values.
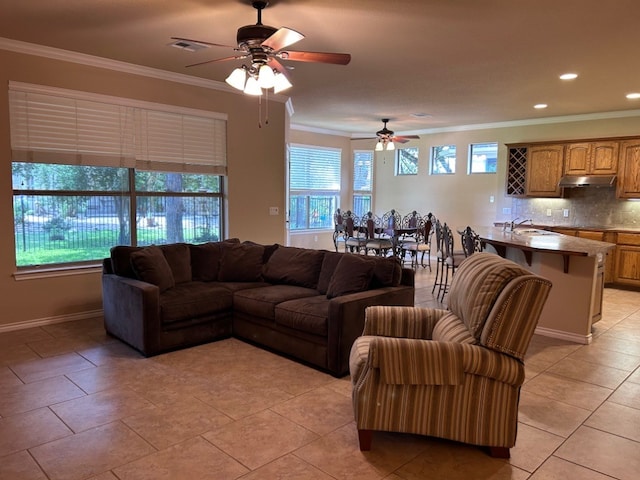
left=558, top=175, right=617, bottom=188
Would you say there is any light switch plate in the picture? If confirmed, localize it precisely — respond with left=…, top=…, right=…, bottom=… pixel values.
left=546, top=209, right=552, bottom=216
left=269, top=207, right=279, bottom=215
left=563, top=208, right=569, bottom=218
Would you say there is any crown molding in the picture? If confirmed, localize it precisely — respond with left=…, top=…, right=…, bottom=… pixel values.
left=289, top=123, right=352, bottom=137
left=0, top=37, right=289, bottom=103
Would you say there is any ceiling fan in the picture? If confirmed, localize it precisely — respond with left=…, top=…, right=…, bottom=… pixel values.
left=373, top=119, right=420, bottom=151
left=171, top=1, right=351, bottom=94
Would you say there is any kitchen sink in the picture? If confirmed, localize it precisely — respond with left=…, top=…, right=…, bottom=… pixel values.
left=513, top=228, right=558, bottom=236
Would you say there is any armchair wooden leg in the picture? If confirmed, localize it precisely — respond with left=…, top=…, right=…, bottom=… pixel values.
left=488, top=446, right=510, bottom=458
left=358, top=429, right=373, bottom=451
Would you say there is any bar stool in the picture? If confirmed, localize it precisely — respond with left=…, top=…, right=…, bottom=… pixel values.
left=439, top=222, right=466, bottom=301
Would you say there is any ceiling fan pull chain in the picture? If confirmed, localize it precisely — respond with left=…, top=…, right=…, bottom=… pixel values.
left=265, top=89, right=269, bottom=125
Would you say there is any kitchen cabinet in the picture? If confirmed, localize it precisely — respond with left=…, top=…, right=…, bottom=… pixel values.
left=617, top=139, right=640, bottom=198
left=564, top=141, right=618, bottom=175
left=614, top=232, right=640, bottom=287
left=526, top=144, right=564, bottom=197
left=506, top=146, right=527, bottom=197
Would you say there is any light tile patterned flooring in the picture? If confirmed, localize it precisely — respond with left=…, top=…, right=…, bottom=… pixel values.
left=1, top=266, right=640, bottom=479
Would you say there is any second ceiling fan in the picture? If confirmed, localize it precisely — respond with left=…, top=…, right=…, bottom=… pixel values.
left=373, top=119, right=420, bottom=151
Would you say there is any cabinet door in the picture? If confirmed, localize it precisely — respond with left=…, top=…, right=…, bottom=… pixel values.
left=564, top=143, right=590, bottom=175
left=526, top=145, right=564, bottom=197
left=614, top=245, right=640, bottom=286
left=617, top=140, right=640, bottom=198
left=591, top=141, right=619, bottom=174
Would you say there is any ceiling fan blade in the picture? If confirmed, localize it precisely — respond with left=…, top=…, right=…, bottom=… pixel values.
left=394, top=135, right=420, bottom=143
left=262, top=27, right=304, bottom=52
left=279, top=50, right=351, bottom=65
left=171, top=36, right=234, bottom=49
left=185, top=55, right=247, bottom=68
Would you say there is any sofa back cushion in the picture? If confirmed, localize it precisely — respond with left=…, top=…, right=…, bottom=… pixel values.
left=218, top=242, right=265, bottom=282
left=368, top=256, right=403, bottom=288
left=189, top=238, right=240, bottom=282
left=159, top=243, right=192, bottom=284
left=326, top=254, right=375, bottom=299
left=130, top=246, right=175, bottom=292
left=262, top=246, right=325, bottom=289
left=317, top=251, right=343, bottom=295
left=110, top=246, right=142, bottom=278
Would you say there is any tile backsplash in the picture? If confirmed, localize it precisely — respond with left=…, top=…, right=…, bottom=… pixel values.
left=509, top=187, right=640, bottom=229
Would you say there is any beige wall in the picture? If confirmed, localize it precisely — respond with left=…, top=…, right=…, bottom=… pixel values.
left=0, top=48, right=287, bottom=329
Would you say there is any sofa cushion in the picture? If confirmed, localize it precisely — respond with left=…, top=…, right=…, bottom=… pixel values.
left=190, top=242, right=223, bottom=282
left=233, top=284, right=320, bottom=320
left=317, top=251, right=343, bottom=295
left=218, top=242, right=265, bottom=282
left=160, top=243, right=192, bottom=284
left=368, top=255, right=403, bottom=288
left=275, top=295, right=329, bottom=336
left=160, top=282, right=233, bottom=325
left=110, top=246, right=142, bottom=278
left=130, top=246, right=175, bottom=292
left=326, top=254, right=375, bottom=299
left=262, top=246, right=325, bottom=289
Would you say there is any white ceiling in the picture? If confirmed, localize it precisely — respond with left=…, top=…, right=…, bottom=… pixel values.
left=2, top=0, right=640, bottom=137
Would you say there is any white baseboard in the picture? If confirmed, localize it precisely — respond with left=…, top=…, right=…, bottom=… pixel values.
left=0, top=309, right=103, bottom=333
left=534, top=325, right=592, bottom=345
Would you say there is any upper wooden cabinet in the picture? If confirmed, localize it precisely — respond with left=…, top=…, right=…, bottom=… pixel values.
left=617, top=139, right=640, bottom=198
left=526, top=144, right=564, bottom=197
left=564, top=141, right=619, bottom=175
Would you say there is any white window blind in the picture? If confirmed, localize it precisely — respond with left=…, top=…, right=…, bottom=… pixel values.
left=8, top=82, right=227, bottom=175
left=353, top=150, right=373, bottom=191
left=9, top=89, right=136, bottom=167
left=135, top=109, right=227, bottom=175
left=289, top=145, right=341, bottom=191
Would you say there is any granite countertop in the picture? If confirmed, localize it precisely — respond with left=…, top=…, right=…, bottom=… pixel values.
left=503, top=223, right=640, bottom=233
left=474, top=226, right=616, bottom=257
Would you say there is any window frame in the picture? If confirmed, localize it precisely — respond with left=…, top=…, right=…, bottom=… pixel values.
left=395, top=146, right=419, bottom=176
left=352, top=150, right=373, bottom=218
left=288, top=144, right=342, bottom=232
left=430, top=145, right=457, bottom=175
left=468, top=142, right=498, bottom=174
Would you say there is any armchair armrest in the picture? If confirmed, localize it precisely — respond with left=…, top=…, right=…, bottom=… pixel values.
left=363, top=305, right=448, bottom=339
left=367, top=337, right=524, bottom=386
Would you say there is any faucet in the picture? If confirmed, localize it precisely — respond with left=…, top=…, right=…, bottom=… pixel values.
left=503, top=217, right=532, bottom=232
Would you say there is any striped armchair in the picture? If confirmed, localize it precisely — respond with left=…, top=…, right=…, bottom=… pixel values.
left=349, top=252, right=552, bottom=457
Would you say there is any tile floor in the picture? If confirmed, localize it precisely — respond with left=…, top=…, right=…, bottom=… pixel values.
left=1, top=265, right=640, bottom=479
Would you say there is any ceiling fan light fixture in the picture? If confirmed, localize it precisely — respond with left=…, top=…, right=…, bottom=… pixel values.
left=386, top=141, right=395, bottom=151
left=225, top=67, right=247, bottom=91
left=243, top=76, right=263, bottom=95
left=375, top=141, right=383, bottom=151
left=257, top=64, right=276, bottom=88
left=273, top=72, right=292, bottom=93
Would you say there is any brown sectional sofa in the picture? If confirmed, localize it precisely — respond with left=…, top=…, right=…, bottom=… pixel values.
left=102, top=239, right=415, bottom=376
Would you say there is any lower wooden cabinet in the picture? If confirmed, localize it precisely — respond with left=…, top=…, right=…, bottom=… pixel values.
left=614, top=232, right=640, bottom=287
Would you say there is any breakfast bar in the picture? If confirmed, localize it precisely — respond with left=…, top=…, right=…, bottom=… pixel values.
left=472, top=226, right=615, bottom=344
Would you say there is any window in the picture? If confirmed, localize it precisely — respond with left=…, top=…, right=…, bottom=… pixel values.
left=469, top=142, right=498, bottom=173
left=289, top=145, right=341, bottom=230
left=431, top=145, right=456, bottom=174
left=353, top=150, right=372, bottom=217
left=396, top=147, right=419, bottom=175
left=12, top=165, right=223, bottom=267
left=9, top=82, right=226, bottom=268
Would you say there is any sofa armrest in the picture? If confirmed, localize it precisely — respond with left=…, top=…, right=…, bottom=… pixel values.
left=326, top=284, right=414, bottom=376
left=367, top=338, right=524, bottom=386
left=363, top=305, right=448, bottom=339
left=102, top=273, right=160, bottom=356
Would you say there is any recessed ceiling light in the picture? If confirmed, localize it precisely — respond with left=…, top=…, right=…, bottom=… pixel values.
left=534, top=104, right=548, bottom=109
left=559, top=73, right=578, bottom=80
left=626, top=93, right=640, bottom=100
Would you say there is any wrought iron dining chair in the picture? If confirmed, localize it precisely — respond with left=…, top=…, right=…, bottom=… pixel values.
left=402, top=213, right=434, bottom=270
left=344, top=210, right=367, bottom=253
left=460, top=225, right=484, bottom=257
left=439, top=222, right=466, bottom=301
left=363, top=212, right=394, bottom=256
